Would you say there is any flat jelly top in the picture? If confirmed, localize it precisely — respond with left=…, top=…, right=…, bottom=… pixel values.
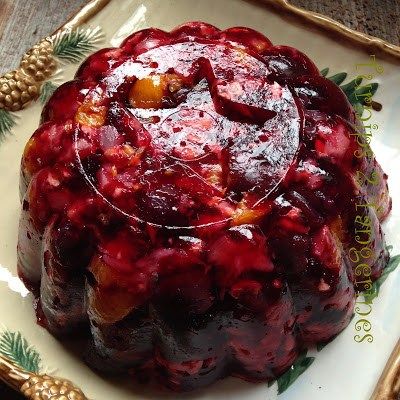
left=70, top=39, right=302, bottom=228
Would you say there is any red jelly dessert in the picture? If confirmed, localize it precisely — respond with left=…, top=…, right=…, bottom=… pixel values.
left=18, top=22, right=391, bottom=391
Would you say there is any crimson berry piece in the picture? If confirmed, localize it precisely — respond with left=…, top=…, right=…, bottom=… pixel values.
left=262, top=45, right=320, bottom=78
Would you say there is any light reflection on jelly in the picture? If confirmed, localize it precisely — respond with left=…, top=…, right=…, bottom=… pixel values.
left=0, top=264, right=29, bottom=297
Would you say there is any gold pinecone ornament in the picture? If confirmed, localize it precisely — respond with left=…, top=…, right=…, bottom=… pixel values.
left=21, top=374, right=86, bottom=400
left=0, top=354, right=88, bottom=400
left=0, top=70, right=40, bottom=111
left=0, top=39, right=57, bottom=112
left=20, top=39, right=57, bottom=82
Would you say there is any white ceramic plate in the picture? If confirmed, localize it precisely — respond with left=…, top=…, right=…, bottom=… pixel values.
left=0, top=1, right=399, bottom=399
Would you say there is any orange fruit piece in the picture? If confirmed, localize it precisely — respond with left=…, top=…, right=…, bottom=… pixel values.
left=75, top=101, right=107, bottom=127
left=129, top=74, right=182, bottom=109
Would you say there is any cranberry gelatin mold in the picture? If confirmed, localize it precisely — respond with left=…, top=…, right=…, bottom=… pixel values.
left=17, top=22, right=391, bottom=392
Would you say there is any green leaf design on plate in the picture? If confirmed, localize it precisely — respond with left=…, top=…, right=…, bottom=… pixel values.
left=0, top=330, right=41, bottom=373
left=364, top=252, right=400, bottom=304
left=320, top=67, right=329, bottom=77
left=347, top=82, right=379, bottom=106
left=353, top=102, right=365, bottom=118
left=0, top=109, right=16, bottom=141
left=39, top=81, right=58, bottom=104
left=53, top=26, right=103, bottom=63
left=320, top=68, right=380, bottom=114
left=340, top=78, right=358, bottom=97
left=327, top=72, right=348, bottom=85
left=268, top=350, right=315, bottom=394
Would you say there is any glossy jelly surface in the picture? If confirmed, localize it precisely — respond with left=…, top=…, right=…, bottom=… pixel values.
left=18, top=22, right=391, bottom=391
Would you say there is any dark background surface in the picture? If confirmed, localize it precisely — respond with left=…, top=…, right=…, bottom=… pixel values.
left=0, top=0, right=399, bottom=398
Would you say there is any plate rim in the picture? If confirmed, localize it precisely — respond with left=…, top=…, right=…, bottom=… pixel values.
left=56, top=0, right=400, bottom=62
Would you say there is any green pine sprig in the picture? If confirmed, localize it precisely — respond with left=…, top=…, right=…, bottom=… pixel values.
left=268, top=350, right=315, bottom=394
left=0, top=109, right=16, bottom=142
left=321, top=68, right=379, bottom=117
left=327, top=72, right=347, bottom=85
left=39, top=81, right=58, bottom=104
left=320, top=67, right=329, bottom=77
left=53, top=26, right=103, bottom=63
left=0, top=330, right=41, bottom=373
